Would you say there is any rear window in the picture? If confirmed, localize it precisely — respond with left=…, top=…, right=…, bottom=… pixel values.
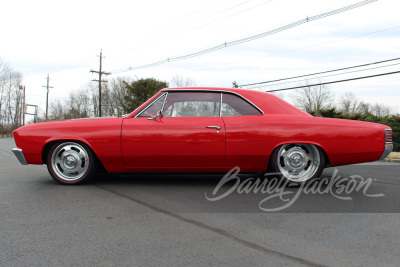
left=221, top=93, right=262, bottom=116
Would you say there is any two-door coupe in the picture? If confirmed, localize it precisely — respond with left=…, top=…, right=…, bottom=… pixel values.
left=12, top=87, right=393, bottom=185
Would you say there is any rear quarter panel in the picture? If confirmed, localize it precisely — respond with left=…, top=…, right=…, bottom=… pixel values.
left=223, top=115, right=388, bottom=170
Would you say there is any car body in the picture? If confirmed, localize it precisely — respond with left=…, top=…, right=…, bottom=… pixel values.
left=12, top=87, right=393, bottom=185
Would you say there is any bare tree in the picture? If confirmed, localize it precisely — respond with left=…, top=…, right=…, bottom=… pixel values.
left=87, top=82, right=99, bottom=117
left=48, top=100, right=65, bottom=121
left=46, top=76, right=132, bottom=121
left=339, top=91, right=393, bottom=117
left=103, top=76, right=131, bottom=116
left=356, top=101, right=370, bottom=114
left=0, top=58, right=7, bottom=128
left=371, top=103, right=392, bottom=117
left=291, top=81, right=334, bottom=113
left=339, top=92, right=359, bottom=115
left=0, top=58, right=23, bottom=134
left=170, top=75, right=196, bottom=87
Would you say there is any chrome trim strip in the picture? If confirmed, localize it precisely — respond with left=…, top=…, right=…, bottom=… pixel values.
left=161, top=92, right=168, bottom=112
left=379, top=144, right=393, bottom=160
left=12, top=148, right=28, bottom=165
left=134, top=92, right=167, bottom=118
left=219, top=93, right=222, bottom=117
left=162, top=89, right=264, bottom=115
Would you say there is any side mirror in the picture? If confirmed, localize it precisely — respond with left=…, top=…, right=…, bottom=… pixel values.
left=157, top=110, right=163, bottom=119
left=147, top=110, right=163, bottom=121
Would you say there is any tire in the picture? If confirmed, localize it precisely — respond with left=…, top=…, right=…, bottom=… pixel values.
left=268, top=143, right=325, bottom=185
left=47, top=141, right=96, bottom=185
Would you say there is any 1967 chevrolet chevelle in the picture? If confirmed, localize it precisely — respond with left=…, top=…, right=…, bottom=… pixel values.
left=12, top=87, right=393, bottom=185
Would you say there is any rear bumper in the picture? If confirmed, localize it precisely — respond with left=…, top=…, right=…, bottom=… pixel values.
left=379, top=144, right=393, bottom=160
left=11, top=148, right=28, bottom=165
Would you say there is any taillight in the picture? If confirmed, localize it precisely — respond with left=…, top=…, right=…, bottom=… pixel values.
left=385, top=129, right=393, bottom=143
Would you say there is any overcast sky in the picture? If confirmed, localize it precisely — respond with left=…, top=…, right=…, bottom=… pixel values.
left=1, top=0, right=399, bottom=117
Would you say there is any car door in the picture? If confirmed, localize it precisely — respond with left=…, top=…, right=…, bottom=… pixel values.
left=220, top=92, right=266, bottom=170
left=121, top=91, right=225, bottom=171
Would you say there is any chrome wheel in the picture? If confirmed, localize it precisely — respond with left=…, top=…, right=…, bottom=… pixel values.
left=50, top=142, right=90, bottom=182
left=276, top=144, right=322, bottom=182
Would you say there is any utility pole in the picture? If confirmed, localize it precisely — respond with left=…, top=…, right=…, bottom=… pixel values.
left=90, top=50, right=111, bottom=117
left=23, top=85, right=26, bottom=125
left=19, top=85, right=26, bottom=125
left=42, top=74, right=53, bottom=121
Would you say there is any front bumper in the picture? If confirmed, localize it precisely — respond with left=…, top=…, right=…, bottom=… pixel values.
left=12, top=148, right=28, bottom=165
left=379, top=144, right=393, bottom=160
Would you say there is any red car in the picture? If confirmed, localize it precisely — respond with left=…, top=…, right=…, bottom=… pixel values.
left=12, top=87, right=393, bottom=185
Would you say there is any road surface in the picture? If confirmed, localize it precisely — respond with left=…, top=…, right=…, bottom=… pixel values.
left=1, top=138, right=399, bottom=266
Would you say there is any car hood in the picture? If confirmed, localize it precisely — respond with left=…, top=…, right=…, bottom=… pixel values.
left=13, top=117, right=125, bottom=141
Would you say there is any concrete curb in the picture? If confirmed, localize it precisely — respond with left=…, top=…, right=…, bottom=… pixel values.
left=383, top=158, right=400, bottom=163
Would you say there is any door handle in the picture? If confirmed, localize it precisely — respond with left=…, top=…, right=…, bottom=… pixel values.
left=206, top=126, right=221, bottom=130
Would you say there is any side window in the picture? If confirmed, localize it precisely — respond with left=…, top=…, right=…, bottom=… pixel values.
left=138, top=94, right=166, bottom=117
left=221, top=93, right=262, bottom=117
left=163, top=92, right=220, bottom=117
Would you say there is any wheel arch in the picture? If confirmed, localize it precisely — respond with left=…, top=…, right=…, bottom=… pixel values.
left=41, top=138, right=107, bottom=172
left=268, top=141, right=331, bottom=168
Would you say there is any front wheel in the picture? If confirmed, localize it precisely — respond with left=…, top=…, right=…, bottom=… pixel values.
left=268, top=144, right=325, bottom=185
left=47, top=142, right=96, bottom=185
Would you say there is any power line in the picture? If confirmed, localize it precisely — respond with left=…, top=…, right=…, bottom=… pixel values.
left=51, top=56, right=97, bottom=74
left=177, top=0, right=253, bottom=32
left=241, top=57, right=400, bottom=87
left=117, top=0, right=256, bottom=56
left=112, top=0, right=377, bottom=73
left=194, top=24, right=400, bottom=72
left=179, top=0, right=274, bottom=36
left=265, top=70, right=400, bottom=93
left=148, top=1, right=226, bottom=33
left=249, top=62, right=400, bottom=89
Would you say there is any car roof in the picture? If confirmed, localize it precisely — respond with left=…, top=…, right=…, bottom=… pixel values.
left=164, top=87, right=254, bottom=93
left=162, top=87, right=310, bottom=116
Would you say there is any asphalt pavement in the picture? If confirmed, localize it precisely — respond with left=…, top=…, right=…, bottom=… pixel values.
left=1, top=138, right=400, bottom=266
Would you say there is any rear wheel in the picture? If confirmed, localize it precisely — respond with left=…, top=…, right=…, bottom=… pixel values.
left=268, top=143, right=325, bottom=185
left=47, top=142, right=96, bottom=185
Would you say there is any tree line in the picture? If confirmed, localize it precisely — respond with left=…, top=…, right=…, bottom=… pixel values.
left=47, top=76, right=132, bottom=121
left=0, top=58, right=23, bottom=136
left=1, top=58, right=398, bottom=152
left=291, top=84, right=399, bottom=151
left=44, top=75, right=194, bottom=122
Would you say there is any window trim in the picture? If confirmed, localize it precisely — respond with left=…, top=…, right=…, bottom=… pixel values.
left=162, top=91, right=221, bottom=118
left=220, top=92, right=263, bottom=117
left=219, top=93, right=222, bottom=117
left=134, top=92, right=168, bottom=118
left=161, top=92, right=168, bottom=112
left=163, top=89, right=264, bottom=116
left=134, top=90, right=264, bottom=118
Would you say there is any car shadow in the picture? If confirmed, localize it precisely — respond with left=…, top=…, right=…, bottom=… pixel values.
left=91, top=172, right=254, bottom=187
left=27, top=171, right=395, bottom=213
